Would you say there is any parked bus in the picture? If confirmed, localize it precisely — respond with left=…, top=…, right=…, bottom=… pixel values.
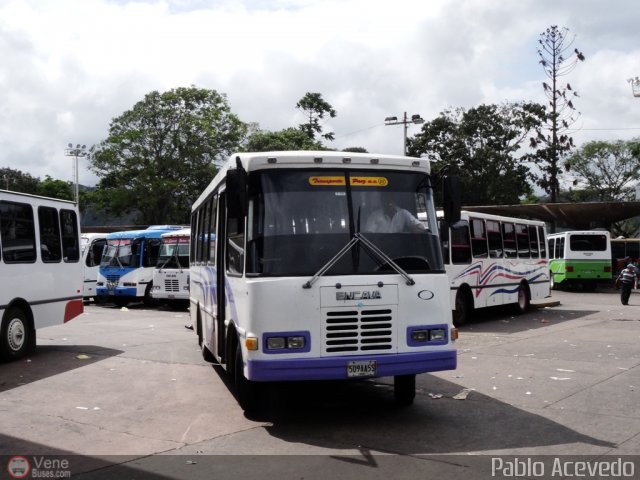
left=611, top=237, right=640, bottom=279
left=190, top=151, right=460, bottom=410
left=0, top=190, right=83, bottom=361
left=152, top=227, right=190, bottom=305
left=96, top=225, right=183, bottom=307
left=548, top=230, right=612, bottom=290
left=80, top=233, right=107, bottom=302
left=441, top=211, right=549, bottom=326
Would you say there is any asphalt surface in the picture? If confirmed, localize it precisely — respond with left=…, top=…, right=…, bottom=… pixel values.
left=1, top=288, right=639, bottom=479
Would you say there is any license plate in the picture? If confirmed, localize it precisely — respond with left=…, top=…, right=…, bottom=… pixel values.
left=347, top=360, right=377, bottom=378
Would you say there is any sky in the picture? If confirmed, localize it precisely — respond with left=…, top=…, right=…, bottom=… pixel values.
left=1, top=0, right=640, bottom=188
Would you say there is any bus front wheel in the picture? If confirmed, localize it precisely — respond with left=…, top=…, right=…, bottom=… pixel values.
left=394, top=374, right=416, bottom=406
left=453, top=290, right=472, bottom=327
left=514, top=283, right=531, bottom=314
left=0, top=307, right=32, bottom=362
left=233, top=345, right=261, bottom=412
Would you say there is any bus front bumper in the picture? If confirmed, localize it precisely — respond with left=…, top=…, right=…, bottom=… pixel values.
left=247, top=349, right=457, bottom=382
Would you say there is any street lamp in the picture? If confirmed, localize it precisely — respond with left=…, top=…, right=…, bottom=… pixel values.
left=628, top=77, right=640, bottom=97
left=64, top=143, right=87, bottom=204
left=384, top=112, right=424, bottom=155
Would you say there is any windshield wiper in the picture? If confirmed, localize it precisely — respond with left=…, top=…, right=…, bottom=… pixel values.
left=355, top=233, right=415, bottom=286
left=302, top=233, right=415, bottom=289
left=302, top=235, right=360, bottom=289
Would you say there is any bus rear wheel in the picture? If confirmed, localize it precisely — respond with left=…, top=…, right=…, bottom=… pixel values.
left=394, top=374, right=416, bottom=406
left=514, top=283, right=531, bottom=314
left=0, top=307, right=31, bottom=362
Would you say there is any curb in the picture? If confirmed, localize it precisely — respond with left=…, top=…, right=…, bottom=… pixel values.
left=532, top=300, right=561, bottom=309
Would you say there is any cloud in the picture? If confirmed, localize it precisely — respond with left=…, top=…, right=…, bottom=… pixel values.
left=0, top=0, right=639, bottom=187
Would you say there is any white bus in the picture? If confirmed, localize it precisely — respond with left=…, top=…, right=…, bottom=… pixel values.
left=152, top=227, right=190, bottom=304
left=441, top=210, right=549, bottom=326
left=80, top=232, right=107, bottom=302
left=0, top=190, right=84, bottom=361
left=190, top=151, right=460, bottom=410
left=96, top=225, right=184, bottom=307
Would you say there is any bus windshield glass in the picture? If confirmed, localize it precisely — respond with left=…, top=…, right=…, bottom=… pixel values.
left=157, top=238, right=189, bottom=268
left=246, top=169, right=443, bottom=276
left=101, top=238, right=138, bottom=268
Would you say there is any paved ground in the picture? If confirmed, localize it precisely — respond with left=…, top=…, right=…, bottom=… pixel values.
left=0, top=288, right=639, bottom=479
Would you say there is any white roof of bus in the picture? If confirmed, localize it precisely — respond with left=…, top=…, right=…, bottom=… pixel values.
left=193, top=150, right=431, bottom=210
left=160, top=227, right=191, bottom=238
left=547, top=230, right=611, bottom=238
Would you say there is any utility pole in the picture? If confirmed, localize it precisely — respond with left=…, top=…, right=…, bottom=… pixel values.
left=384, top=112, right=424, bottom=155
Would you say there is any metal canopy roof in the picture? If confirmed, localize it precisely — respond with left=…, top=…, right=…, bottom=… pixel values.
left=463, top=201, right=640, bottom=230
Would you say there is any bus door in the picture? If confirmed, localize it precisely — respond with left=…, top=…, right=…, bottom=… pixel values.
left=214, top=193, right=227, bottom=362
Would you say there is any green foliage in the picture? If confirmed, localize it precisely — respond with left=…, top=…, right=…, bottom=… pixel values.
left=0, top=167, right=40, bottom=194
left=37, top=176, right=73, bottom=201
left=89, top=86, right=247, bottom=224
left=245, top=128, right=324, bottom=152
left=566, top=139, right=640, bottom=201
left=342, top=147, right=368, bottom=153
left=296, top=92, right=337, bottom=142
left=407, top=102, right=545, bottom=206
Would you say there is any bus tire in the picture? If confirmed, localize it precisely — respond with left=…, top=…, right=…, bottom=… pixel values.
left=394, top=374, right=416, bottom=406
left=514, top=282, right=531, bottom=314
left=143, top=284, right=158, bottom=307
left=0, top=307, right=31, bottom=362
left=452, top=289, right=472, bottom=327
left=233, top=344, right=260, bottom=412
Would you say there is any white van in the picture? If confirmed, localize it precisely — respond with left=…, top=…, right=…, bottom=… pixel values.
left=80, top=233, right=107, bottom=302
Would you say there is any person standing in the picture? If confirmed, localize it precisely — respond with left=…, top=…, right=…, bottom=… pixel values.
left=616, top=264, right=637, bottom=305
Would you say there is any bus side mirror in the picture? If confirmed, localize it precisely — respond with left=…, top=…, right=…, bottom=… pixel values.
left=226, top=157, right=248, bottom=218
left=442, top=175, right=461, bottom=225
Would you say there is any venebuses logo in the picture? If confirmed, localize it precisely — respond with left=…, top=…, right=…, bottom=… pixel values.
left=7, top=456, right=30, bottom=479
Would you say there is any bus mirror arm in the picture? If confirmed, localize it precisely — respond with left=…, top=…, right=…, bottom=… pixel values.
left=442, top=175, right=461, bottom=225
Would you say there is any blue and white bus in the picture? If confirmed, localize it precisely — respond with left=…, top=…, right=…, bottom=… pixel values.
left=190, top=151, right=460, bottom=410
left=96, top=225, right=183, bottom=307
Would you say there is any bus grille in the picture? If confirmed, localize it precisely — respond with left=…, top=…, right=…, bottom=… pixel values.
left=164, top=279, right=180, bottom=292
left=323, top=308, right=394, bottom=353
left=106, top=274, right=120, bottom=284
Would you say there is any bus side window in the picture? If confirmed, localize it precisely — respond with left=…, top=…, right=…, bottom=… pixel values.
left=451, top=222, right=471, bottom=264
left=470, top=218, right=488, bottom=258
left=89, top=239, right=106, bottom=267
left=529, top=225, right=539, bottom=258
left=538, top=226, right=547, bottom=258
left=38, top=206, right=62, bottom=263
left=1, top=201, right=36, bottom=263
left=556, top=237, right=564, bottom=259
left=60, top=209, right=79, bottom=262
left=549, top=238, right=555, bottom=259
left=486, top=220, right=502, bottom=258
left=502, top=222, right=517, bottom=258
left=516, top=224, right=530, bottom=258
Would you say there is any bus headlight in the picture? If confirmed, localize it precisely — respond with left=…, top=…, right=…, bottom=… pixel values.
left=407, top=325, right=448, bottom=345
left=263, top=332, right=310, bottom=353
left=430, top=329, right=446, bottom=341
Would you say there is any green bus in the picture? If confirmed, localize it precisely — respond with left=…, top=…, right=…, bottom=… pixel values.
left=548, top=230, right=612, bottom=291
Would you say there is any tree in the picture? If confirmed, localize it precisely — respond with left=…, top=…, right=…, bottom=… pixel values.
left=296, top=92, right=336, bottom=142
left=89, top=86, right=247, bottom=224
left=408, top=102, right=545, bottom=206
left=0, top=167, right=40, bottom=194
left=342, top=147, right=368, bottom=153
left=531, top=25, right=585, bottom=203
left=37, top=176, right=73, bottom=201
left=245, top=127, right=324, bottom=152
left=567, top=139, right=640, bottom=201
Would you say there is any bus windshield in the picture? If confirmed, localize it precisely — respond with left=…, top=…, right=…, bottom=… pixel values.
left=246, top=169, right=443, bottom=276
left=101, top=238, right=139, bottom=268
left=157, top=238, right=189, bottom=269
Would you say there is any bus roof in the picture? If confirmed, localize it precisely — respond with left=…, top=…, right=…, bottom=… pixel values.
left=106, top=225, right=185, bottom=240
left=547, top=230, right=611, bottom=238
left=193, top=150, right=431, bottom=211
left=160, top=227, right=191, bottom=238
